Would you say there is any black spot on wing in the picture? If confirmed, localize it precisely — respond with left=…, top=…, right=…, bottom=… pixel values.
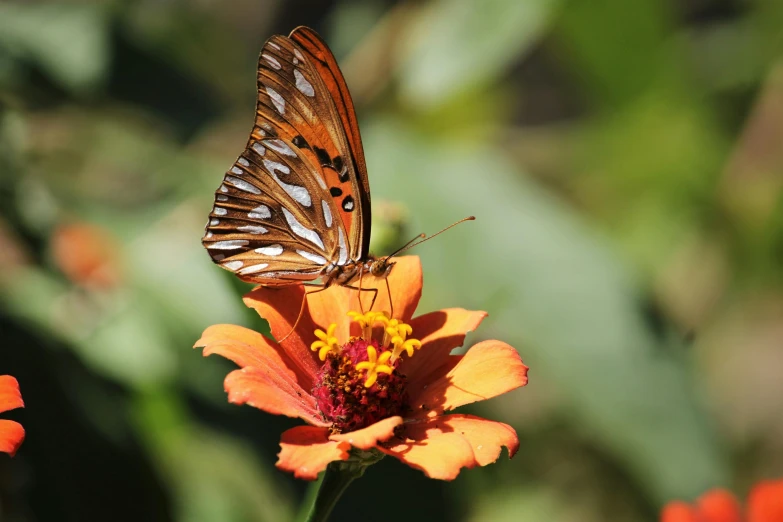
left=329, top=187, right=343, bottom=197
left=332, top=156, right=343, bottom=172
left=292, top=135, right=310, bottom=150
left=338, top=166, right=350, bottom=183
left=342, top=195, right=355, bottom=212
left=313, top=146, right=331, bottom=167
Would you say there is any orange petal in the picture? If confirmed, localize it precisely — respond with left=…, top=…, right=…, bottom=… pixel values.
left=276, top=426, right=350, bottom=480
left=330, top=416, right=403, bottom=450
left=242, top=285, right=322, bottom=377
left=661, top=502, right=700, bottom=522
left=367, top=255, right=422, bottom=323
left=408, top=340, right=528, bottom=417
left=195, top=324, right=315, bottom=389
left=748, top=479, right=783, bottom=522
left=0, top=375, right=24, bottom=414
left=400, top=308, right=487, bottom=384
left=379, top=421, right=476, bottom=480
left=308, top=256, right=423, bottom=333
left=379, top=414, right=515, bottom=480
left=697, top=489, right=742, bottom=522
left=431, top=414, right=518, bottom=465
left=0, top=420, right=24, bottom=456
left=224, top=367, right=327, bottom=426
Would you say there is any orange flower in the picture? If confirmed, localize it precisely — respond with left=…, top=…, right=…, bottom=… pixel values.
left=0, top=375, right=25, bottom=457
left=661, top=479, right=783, bottom=522
left=195, top=256, right=528, bottom=480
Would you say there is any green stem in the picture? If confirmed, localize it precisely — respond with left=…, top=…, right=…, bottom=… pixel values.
left=302, top=449, right=384, bottom=522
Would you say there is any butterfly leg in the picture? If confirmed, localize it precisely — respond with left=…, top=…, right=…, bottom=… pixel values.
left=385, top=277, right=394, bottom=319
left=343, top=283, right=379, bottom=316
left=277, top=283, right=327, bottom=343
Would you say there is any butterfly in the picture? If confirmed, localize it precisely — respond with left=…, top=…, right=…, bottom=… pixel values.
left=202, top=26, right=393, bottom=293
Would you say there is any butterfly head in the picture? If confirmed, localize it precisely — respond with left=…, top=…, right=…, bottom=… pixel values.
left=366, top=256, right=395, bottom=279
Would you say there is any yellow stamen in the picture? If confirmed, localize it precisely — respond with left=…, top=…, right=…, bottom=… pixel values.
left=355, top=345, right=393, bottom=387
left=310, top=323, right=340, bottom=361
left=390, top=336, right=422, bottom=364
left=348, top=310, right=389, bottom=339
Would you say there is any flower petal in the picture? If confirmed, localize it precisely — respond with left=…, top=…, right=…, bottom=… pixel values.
left=195, top=324, right=314, bottom=389
left=242, top=285, right=321, bottom=380
left=0, top=375, right=24, bottom=414
left=748, top=479, right=783, bottom=522
left=379, top=414, right=516, bottom=480
left=400, top=308, right=487, bottom=384
left=307, top=256, right=423, bottom=340
left=276, top=426, right=350, bottom=480
left=379, top=420, right=476, bottom=480
left=408, top=340, right=528, bottom=417
left=330, top=416, right=403, bottom=450
left=224, top=367, right=327, bottom=426
left=697, top=489, right=742, bottom=522
left=0, top=420, right=24, bottom=457
left=661, top=502, right=700, bottom=522
left=433, top=414, right=519, bottom=465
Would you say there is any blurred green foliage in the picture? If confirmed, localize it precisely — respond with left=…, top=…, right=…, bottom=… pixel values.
left=1, top=1, right=783, bottom=521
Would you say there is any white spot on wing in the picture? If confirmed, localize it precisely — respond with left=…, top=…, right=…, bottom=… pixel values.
left=252, top=142, right=265, bottom=156
left=220, top=185, right=228, bottom=193
left=268, top=42, right=281, bottom=51
left=225, top=175, right=261, bottom=195
left=263, top=159, right=290, bottom=175
left=337, top=228, right=348, bottom=265
left=205, top=232, right=213, bottom=239
left=255, top=244, right=283, bottom=256
left=294, top=69, right=315, bottom=97
left=217, top=195, right=228, bottom=202
left=343, top=199, right=354, bottom=211
left=239, top=263, right=270, bottom=275
left=273, top=174, right=311, bottom=207
left=238, top=225, right=268, bottom=235
left=213, top=207, right=227, bottom=216
left=322, top=200, right=332, bottom=228
left=210, top=219, right=220, bottom=226
left=282, top=207, right=325, bottom=250
left=223, top=260, right=244, bottom=270
left=231, top=166, right=244, bottom=175
left=297, top=250, right=328, bottom=265
left=262, top=53, right=281, bottom=70
left=266, top=86, right=285, bottom=115
left=265, top=139, right=296, bottom=157
left=238, top=157, right=250, bottom=167
left=248, top=205, right=271, bottom=219
left=294, top=48, right=304, bottom=61
left=208, top=240, right=249, bottom=249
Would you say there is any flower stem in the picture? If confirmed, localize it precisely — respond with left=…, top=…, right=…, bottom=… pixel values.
left=302, top=450, right=384, bottom=522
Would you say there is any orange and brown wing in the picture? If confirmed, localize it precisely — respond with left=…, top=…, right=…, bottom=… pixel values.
left=201, top=28, right=365, bottom=283
left=289, top=26, right=371, bottom=258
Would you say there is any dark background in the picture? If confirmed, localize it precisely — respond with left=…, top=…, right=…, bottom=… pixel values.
left=1, top=0, right=783, bottom=521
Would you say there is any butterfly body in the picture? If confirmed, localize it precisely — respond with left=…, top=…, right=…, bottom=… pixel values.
left=202, top=26, right=391, bottom=290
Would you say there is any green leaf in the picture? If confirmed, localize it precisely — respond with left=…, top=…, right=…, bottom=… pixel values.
left=398, top=0, right=558, bottom=109
left=0, top=4, right=110, bottom=93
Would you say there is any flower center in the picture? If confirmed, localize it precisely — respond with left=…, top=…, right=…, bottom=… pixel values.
left=310, top=311, right=422, bottom=433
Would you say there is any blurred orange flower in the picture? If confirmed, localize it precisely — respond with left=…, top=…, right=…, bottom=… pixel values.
left=195, top=256, right=528, bottom=480
left=0, top=375, right=25, bottom=457
left=51, top=222, right=121, bottom=289
left=661, top=479, right=783, bottom=522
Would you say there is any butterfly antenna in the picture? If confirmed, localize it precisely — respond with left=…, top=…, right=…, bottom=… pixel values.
left=389, top=216, right=475, bottom=258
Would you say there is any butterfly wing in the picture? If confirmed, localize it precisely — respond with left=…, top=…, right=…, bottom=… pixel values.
left=289, top=26, right=371, bottom=258
left=202, top=27, right=369, bottom=284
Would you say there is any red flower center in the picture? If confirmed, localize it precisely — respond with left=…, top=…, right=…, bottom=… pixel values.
left=312, top=337, right=409, bottom=434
